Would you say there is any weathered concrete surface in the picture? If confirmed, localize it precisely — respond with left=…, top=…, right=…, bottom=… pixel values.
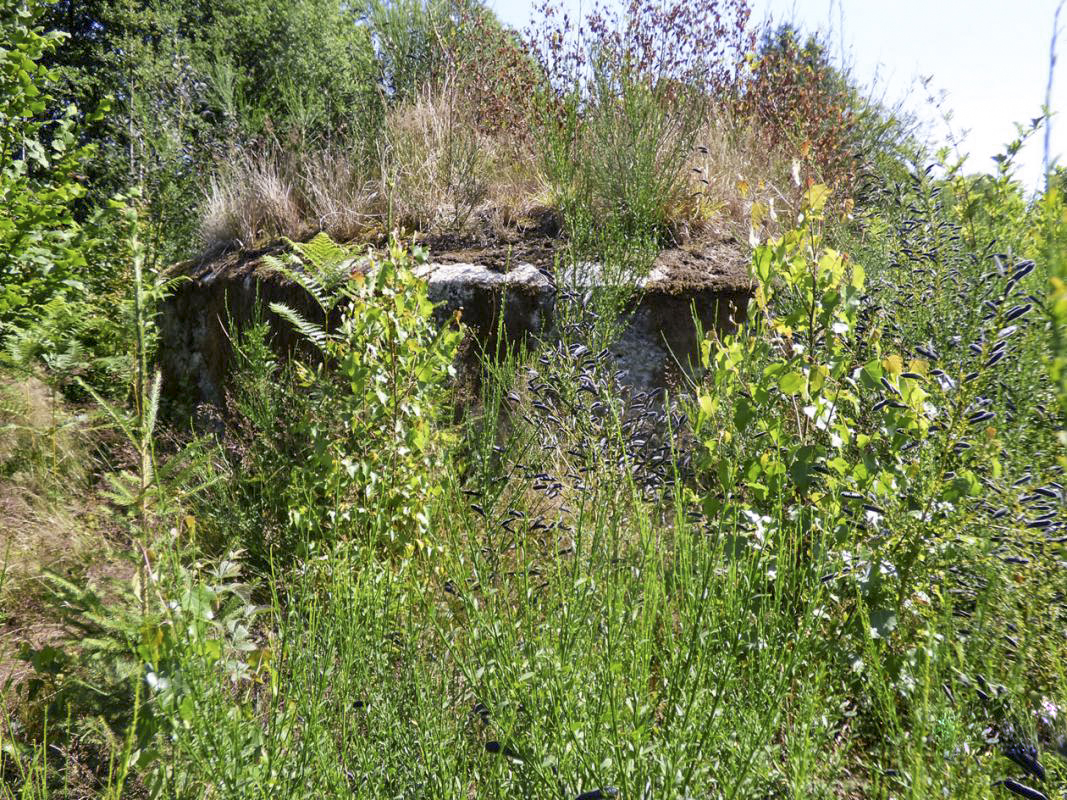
left=158, top=239, right=753, bottom=413
left=413, top=260, right=555, bottom=347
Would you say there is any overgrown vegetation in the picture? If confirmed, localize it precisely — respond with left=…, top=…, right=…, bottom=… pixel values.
left=3, top=0, right=1067, bottom=798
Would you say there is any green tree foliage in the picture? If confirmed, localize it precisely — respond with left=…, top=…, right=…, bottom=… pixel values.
left=365, top=0, right=513, bottom=105
left=190, top=0, right=380, bottom=141
left=0, top=0, right=101, bottom=320
left=39, top=0, right=381, bottom=260
left=36, top=0, right=202, bottom=258
left=0, top=1, right=159, bottom=403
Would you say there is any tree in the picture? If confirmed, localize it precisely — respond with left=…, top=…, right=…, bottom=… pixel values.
left=738, top=23, right=913, bottom=193
left=0, top=0, right=99, bottom=321
left=39, top=0, right=381, bottom=261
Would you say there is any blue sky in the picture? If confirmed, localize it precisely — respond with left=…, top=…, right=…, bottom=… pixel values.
left=488, top=0, right=1066, bottom=191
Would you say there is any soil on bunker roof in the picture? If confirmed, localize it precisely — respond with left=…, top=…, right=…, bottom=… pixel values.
left=174, top=224, right=753, bottom=294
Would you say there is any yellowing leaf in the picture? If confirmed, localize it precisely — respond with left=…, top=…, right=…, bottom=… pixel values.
left=750, top=200, right=769, bottom=227
left=803, top=183, right=831, bottom=214
left=699, top=394, right=714, bottom=417
left=882, top=354, right=903, bottom=375
left=817, top=249, right=845, bottom=283
left=778, top=371, right=806, bottom=396
left=248, top=647, right=272, bottom=672
left=851, top=262, right=865, bottom=290
left=810, top=365, right=828, bottom=393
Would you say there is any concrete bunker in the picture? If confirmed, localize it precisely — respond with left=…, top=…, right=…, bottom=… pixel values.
left=158, top=236, right=754, bottom=413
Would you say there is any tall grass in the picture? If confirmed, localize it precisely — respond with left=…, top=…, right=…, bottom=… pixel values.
left=5, top=5, right=1067, bottom=800
left=197, top=0, right=808, bottom=257
left=379, top=86, right=539, bottom=234
left=200, top=144, right=374, bottom=255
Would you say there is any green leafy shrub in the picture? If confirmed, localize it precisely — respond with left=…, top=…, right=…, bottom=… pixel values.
left=213, top=234, right=461, bottom=565
left=6, top=548, right=266, bottom=795
left=935, top=118, right=1064, bottom=258
left=0, top=0, right=103, bottom=324
left=1046, top=180, right=1067, bottom=417
left=694, top=174, right=1066, bottom=749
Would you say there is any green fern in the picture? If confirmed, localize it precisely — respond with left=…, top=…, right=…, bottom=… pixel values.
left=4, top=325, right=46, bottom=367
left=42, top=339, right=85, bottom=375
left=267, top=302, right=329, bottom=350
left=263, top=232, right=362, bottom=320
left=293, top=232, right=360, bottom=291
left=3, top=302, right=89, bottom=382
left=264, top=258, right=330, bottom=313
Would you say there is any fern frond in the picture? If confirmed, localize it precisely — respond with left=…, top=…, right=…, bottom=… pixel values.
left=262, top=253, right=330, bottom=313
left=268, top=302, right=329, bottom=350
left=286, top=266, right=328, bottom=307
left=266, top=234, right=360, bottom=310
left=159, top=274, right=191, bottom=295
left=143, top=370, right=162, bottom=441
left=43, top=340, right=84, bottom=374
left=295, top=232, right=352, bottom=280
left=5, top=328, right=45, bottom=368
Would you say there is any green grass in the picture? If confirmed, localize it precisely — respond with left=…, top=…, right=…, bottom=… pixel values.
left=3, top=4, right=1067, bottom=798
left=5, top=172, right=1067, bottom=797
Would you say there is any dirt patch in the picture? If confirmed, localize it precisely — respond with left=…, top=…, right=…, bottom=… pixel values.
left=170, top=239, right=288, bottom=282
left=0, top=378, right=133, bottom=690
left=424, top=232, right=752, bottom=292
left=174, top=215, right=750, bottom=292
left=417, top=206, right=564, bottom=270
left=423, top=235, right=560, bottom=271
left=645, top=238, right=753, bottom=294
left=0, top=484, right=127, bottom=688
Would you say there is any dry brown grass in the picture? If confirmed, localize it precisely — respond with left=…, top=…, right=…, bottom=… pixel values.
left=297, top=149, right=378, bottom=242
left=200, top=144, right=380, bottom=257
left=669, top=111, right=797, bottom=245
left=202, top=151, right=319, bottom=256
left=202, top=153, right=302, bottom=256
left=378, top=86, right=542, bottom=235
left=0, top=376, right=121, bottom=687
left=0, top=377, right=50, bottom=466
left=197, top=87, right=794, bottom=259
left=0, top=376, right=85, bottom=490
left=199, top=86, right=541, bottom=257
